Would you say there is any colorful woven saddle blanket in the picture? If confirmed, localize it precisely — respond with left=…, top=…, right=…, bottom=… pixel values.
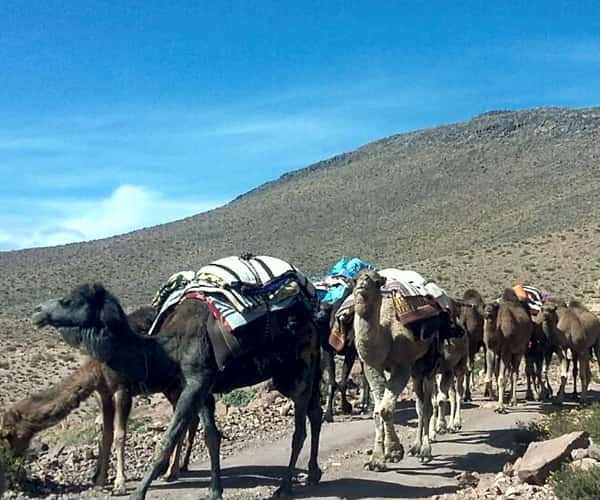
left=379, top=268, right=453, bottom=323
left=328, top=269, right=453, bottom=351
left=312, top=257, right=374, bottom=304
left=149, top=255, right=317, bottom=336
left=512, top=284, right=551, bottom=316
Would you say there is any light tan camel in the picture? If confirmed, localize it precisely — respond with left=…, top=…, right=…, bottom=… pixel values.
left=353, top=269, right=446, bottom=470
left=533, top=299, right=600, bottom=404
left=483, top=289, right=532, bottom=413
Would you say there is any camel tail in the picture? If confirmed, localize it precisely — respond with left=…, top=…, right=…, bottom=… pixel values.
left=9, top=359, right=101, bottom=434
left=594, top=340, right=600, bottom=375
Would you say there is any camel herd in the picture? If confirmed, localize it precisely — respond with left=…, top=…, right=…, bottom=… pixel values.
left=2, top=255, right=600, bottom=500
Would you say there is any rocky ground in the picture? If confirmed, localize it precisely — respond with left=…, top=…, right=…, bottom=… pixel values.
left=2, top=315, right=600, bottom=499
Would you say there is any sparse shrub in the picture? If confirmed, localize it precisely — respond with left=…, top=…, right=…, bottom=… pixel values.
left=219, top=388, right=257, bottom=407
left=549, top=465, right=600, bottom=500
left=0, top=438, right=26, bottom=490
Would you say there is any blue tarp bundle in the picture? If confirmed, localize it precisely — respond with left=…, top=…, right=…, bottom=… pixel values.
left=316, top=256, right=375, bottom=304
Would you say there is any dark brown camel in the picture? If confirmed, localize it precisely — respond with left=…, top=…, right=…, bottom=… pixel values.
left=1, top=306, right=198, bottom=494
left=315, top=288, right=369, bottom=422
left=456, top=289, right=486, bottom=402
left=32, top=282, right=322, bottom=500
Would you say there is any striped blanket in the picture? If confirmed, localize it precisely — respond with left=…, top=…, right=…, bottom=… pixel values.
left=149, top=255, right=317, bottom=335
left=513, top=284, right=551, bottom=315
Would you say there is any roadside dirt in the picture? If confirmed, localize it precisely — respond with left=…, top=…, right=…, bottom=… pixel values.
left=144, top=391, right=560, bottom=500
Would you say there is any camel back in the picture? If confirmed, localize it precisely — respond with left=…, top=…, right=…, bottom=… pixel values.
left=149, top=255, right=318, bottom=369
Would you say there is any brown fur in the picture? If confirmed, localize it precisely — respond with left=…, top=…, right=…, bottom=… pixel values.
left=534, top=300, right=600, bottom=403
left=483, top=289, right=533, bottom=413
left=1, top=306, right=197, bottom=494
left=458, top=288, right=485, bottom=401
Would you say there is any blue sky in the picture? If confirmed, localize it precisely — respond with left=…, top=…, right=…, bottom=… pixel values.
left=1, top=1, right=600, bottom=250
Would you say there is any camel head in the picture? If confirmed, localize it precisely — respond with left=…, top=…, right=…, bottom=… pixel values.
left=353, top=269, right=386, bottom=317
left=533, top=302, right=557, bottom=326
left=0, top=409, right=31, bottom=455
left=31, top=283, right=128, bottom=363
left=483, top=301, right=500, bottom=320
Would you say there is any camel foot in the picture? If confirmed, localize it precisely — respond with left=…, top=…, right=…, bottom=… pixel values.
left=464, top=392, right=472, bottom=403
left=206, top=487, right=225, bottom=500
left=525, top=390, right=534, bottom=401
left=92, top=466, right=108, bottom=487
left=323, top=411, right=334, bottom=423
left=494, top=406, right=508, bottom=414
left=307, top=467, right=322, bottom=485
left=364, top=452, right=387, bottom=472
left=272, top=483, right=293, bottom=499
left=163, top=470, right=179, bottom=482
left=112, top=484, right=128, bottom=496
left=385, top=443, right=404, bottom=463
left=408, top=443, right=420, bottom=457
left=420, top=453, right=433, bottom=464
left=128, top=492, right=144, bottom=500
left=341, top=400, right=353, bottom=415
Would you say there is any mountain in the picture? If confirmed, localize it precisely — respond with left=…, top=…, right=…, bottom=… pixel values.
left=2, top=106, right=600, bottom=318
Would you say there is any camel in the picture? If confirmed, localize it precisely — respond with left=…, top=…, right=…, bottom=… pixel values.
left=352, top=269, right=459, bottom=470
left=456, top=289, right=485, bottom=402
left=1, top=306, right=198, bottom=494
left=533, top=299, right=600, bottom=404
left=316, top=291, right=369, bottom=422
left=483, top=289, right=533, bottom=413
left=524, top=322, right=554, bottom=401
left=430, top=326, right=469, bottom=439
left=32, top=280, right=322, bottom=500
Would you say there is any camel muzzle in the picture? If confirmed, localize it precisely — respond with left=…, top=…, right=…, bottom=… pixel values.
left=31, top=306, right=49, bottom=328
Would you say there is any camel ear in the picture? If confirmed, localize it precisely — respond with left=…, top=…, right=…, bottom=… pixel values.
left=99, top=294, right=125, bottom=331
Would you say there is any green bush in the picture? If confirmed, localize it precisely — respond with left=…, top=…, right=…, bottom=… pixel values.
left=0, top=439, right=26, bottom=490
left=549, top=465, right=600, bottom=500
left=220, top=388, right=257, bottom=407
left=542, top=403, right=600, bottom=443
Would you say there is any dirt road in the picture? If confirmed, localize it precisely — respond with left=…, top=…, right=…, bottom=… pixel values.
left=145, top=396, right=547, bottom=500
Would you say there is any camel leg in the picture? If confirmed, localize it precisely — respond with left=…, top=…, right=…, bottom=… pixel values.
left=430, top=387, right=438, bottom=442
left=306, top=361, right=323, bottom=485
left=437, top=371, right=453, bottom=434
left=274, top=390, right=312, bottom=497
left=410, top=373, right=434, bottom=463
left=496, top=354, right=508, bottom=414
left=360, top=361, right=371, bottom=413
left=510, top=355, right=522, bottom=407
left=464, top=350, right=474, bottom=402
left=113, top=388, right=132, bottom=495
left=555, top=350, right=568, bottom=404
left=323, top=349, right=337, bottom=422
left=381, top=365, right=410, bottom=463
left=525, top=354, right=535, bottom=401
left=572, top=351, right=579, bottom=400
left=543, top=350, right=554, bottom=399
left=451, top=368, right=465, bottom=432
left=579, top=351, right=591, bottom=405
left=362, top=364, right=387, bottom=471
left=199, top=395, right=223, bottom=500
left=484, top=348, right=496, bottom=400
left=180, top=414, right=199, bottom=472
left=131, top=379, right=212, bottom=500
left=339, top=349, right=356, bottom=415
left=93, top=389, right=115, bottom=487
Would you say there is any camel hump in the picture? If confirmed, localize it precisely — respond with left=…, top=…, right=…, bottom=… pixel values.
left=501, top=288, right=521, bottom=304
left=568, top=299, right=589, bottom=311
left=463, top=288, right=483, bottom=304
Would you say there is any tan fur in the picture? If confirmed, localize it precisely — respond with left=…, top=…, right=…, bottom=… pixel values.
left=535, top=300, right=600, bottom=403
left=483, top=289, right=533, bottom=413
left=353, top=269, right=435, bottom=469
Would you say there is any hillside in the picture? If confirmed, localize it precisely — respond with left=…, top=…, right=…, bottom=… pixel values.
left=2, top=106, right=600, bottom=318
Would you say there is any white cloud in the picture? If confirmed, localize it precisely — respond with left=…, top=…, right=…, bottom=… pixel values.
left=0, top=185, right=225, bottom=251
